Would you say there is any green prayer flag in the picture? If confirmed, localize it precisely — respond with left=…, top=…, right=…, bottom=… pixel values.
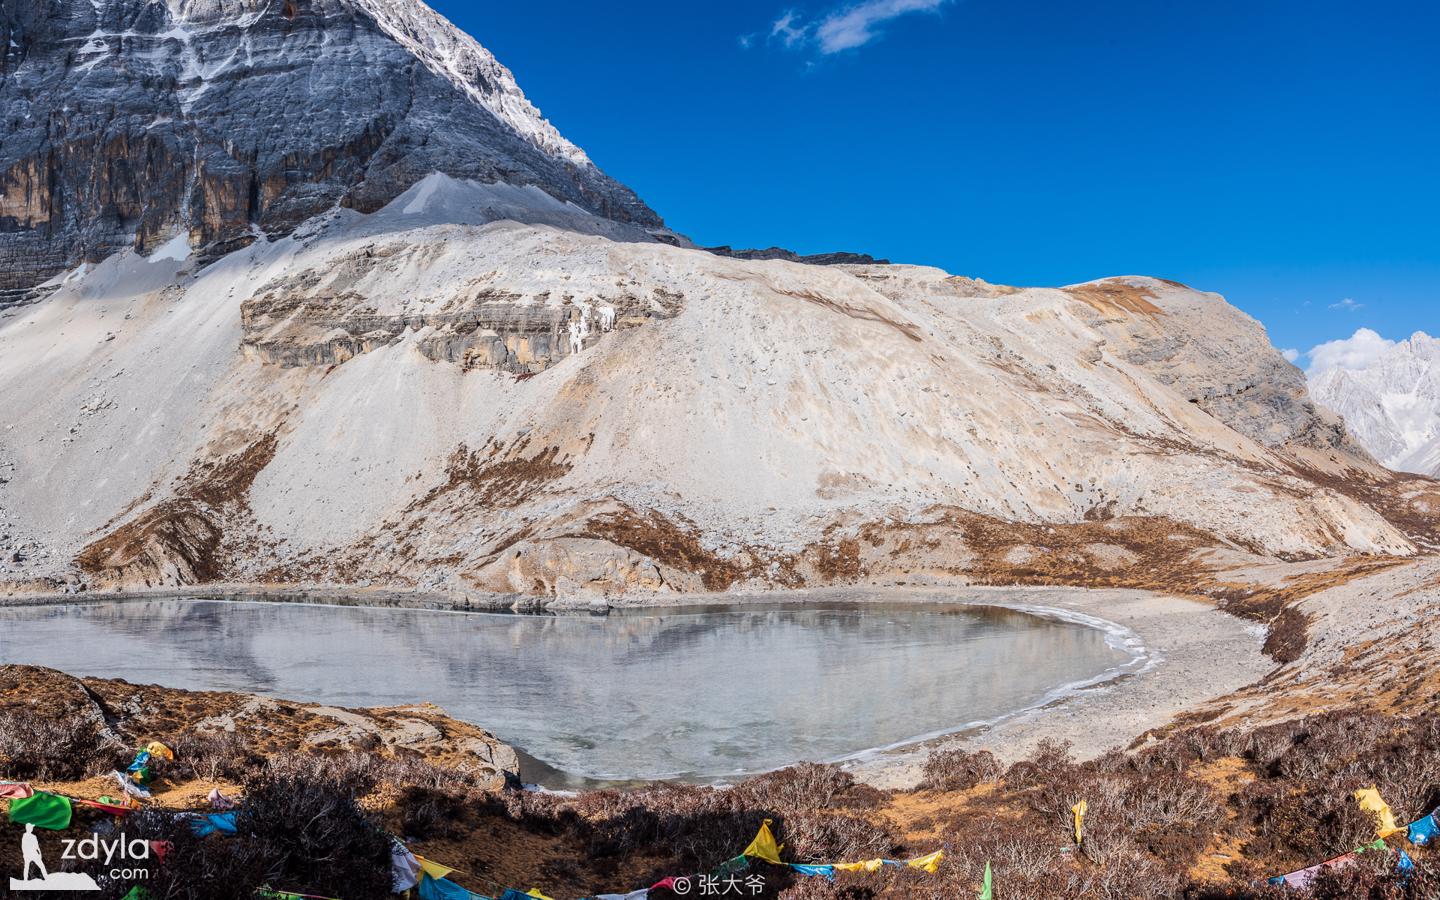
left=123, top=887, right=154, bottom=900
left=7, top=791, right=73, bottom=830
left=977, top=861, right=993, bottom=900
left=713, top=855, right=750, bottom=878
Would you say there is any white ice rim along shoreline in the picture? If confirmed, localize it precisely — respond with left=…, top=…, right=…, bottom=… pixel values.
left=828, top=600, right=1155, bottom=768
left=0, top=589, right=1158, bottom=784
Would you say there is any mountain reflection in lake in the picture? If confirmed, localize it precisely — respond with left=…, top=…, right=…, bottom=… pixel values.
left=0, top=598, right=1132, bottom=783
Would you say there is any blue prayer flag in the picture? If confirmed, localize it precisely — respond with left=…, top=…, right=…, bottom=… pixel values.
left=1408, top=814, right=1438, bottom=846
left=190, top=811, right=239, bottom=837
left=421, top=875, right=484, bottom=900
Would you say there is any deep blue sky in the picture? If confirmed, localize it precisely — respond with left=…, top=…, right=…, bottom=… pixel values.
left=432, top=0, right=1436, bottom=361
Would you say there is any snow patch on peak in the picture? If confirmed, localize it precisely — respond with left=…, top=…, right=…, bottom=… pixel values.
left=349, top=0, right=593, bottom=169
left=370, top=172, right=656, bottom=242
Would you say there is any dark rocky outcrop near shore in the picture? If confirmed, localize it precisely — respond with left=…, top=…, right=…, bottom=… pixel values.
left=0, top=664, right=520, bottom=786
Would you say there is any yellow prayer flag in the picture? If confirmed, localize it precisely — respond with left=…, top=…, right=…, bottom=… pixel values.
left=145, top=742, right=176, bottom=761
left=1354, top=787, right=1402, bottom=838
left=906, top=850, right=944, bottom=874
left=742, top=818, right=786, bottom=865
left=1071, top=800, right=1088, bottom=845
left=834, top=859, right=884, bottom=873
left=416, top=856, right=457, bottom=880
left=526, top=891, right=555, bottom=900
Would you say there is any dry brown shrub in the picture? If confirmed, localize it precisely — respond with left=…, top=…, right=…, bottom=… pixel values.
left=919, top=747, right=1003, bottom=792
left=0, top=707, right=123, bottom=780
left=170, top=729, right=257, bottom=782
left=736, top=762, right=864, bottom=811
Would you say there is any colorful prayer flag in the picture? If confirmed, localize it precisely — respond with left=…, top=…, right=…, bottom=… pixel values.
left=190, top=811, right=240, bottom=836
left=73, top=797, right=133, bottom=816
left=977, top=861, right=993, bottom=900
left=391, top=840, right=423, bottom=892
left=1409, top=813, right=1438, bottom=846
left=711, top=855, right=749, bottom=878
left=0, top=781, right=34, bottom=799
left=423, top=875, right=482, bottom=900
left=1071, top=799, right=1088, bottom=844
left=741, top=818, right=785, bottom=865
left=1354, top=787, right=1402, bottom=838
left=906, top=850, right=944, bottom=873
left=7, top=791, right=73, bottom=830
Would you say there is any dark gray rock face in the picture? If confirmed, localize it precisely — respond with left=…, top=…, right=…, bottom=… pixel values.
left=0, top=0, right=662, bottom=304
left=704, top=245, right=891, bottom=266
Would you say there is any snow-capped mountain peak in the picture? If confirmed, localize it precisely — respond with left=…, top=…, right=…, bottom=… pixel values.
left=0, top=0, right=659, bottom=305
left=347, top=0, right=594, bottom=168
left=1309, top=331, right=1440, bottom=476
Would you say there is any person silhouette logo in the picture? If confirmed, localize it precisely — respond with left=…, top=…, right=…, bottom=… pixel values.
left=9, top=824, right=100, bottom=892
left=21, top=824, right=47, bottom=881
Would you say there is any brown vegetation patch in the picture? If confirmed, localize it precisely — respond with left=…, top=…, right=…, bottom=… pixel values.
left=1062, top=281, right=1165, bottom=318
left=75, top=435, right=278, bottom=587
left=810, top=535, right=862, bottom=581
left=832, top=508, right=1220, bottom=594
left=1207, top=556, right=1409, bottom=662
left=775, top=287, right=923, bottom=342
left=413, top=438, right=574, bottom=511
left=184, top=436, right=281, bottom=508
left=578, top=508, right=744, bottom=591
left=1261, top=607, right=1310, bottom=664
left=74, top=498, right=224, bottom=585
left=1291, top=463, right=1440, bottom=548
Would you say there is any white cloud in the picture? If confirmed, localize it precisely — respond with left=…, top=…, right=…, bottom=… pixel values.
left=764, top=0, right=951, bottom=56
left=738, top=33, right=755, bottom=49
left=1281, top=348, right=1300, bottom=363
left=1328, top=297, right=1364, bottom=311
left=815, top=0, right=951, bottom=53
left=770, top=10, right=808, bottom=48
left=1305, top=328, right=1396, bottom=374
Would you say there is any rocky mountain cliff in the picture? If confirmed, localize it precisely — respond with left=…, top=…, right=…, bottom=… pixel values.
left=1, top=1, right=1435, bottom=599
left=0, top=0, right=663, bottom=306
left=1309, top=333, right=1440, bottom=477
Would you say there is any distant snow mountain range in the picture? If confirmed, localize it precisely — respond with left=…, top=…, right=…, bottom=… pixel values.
left=1309, top=332, right=1440, bottom=477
